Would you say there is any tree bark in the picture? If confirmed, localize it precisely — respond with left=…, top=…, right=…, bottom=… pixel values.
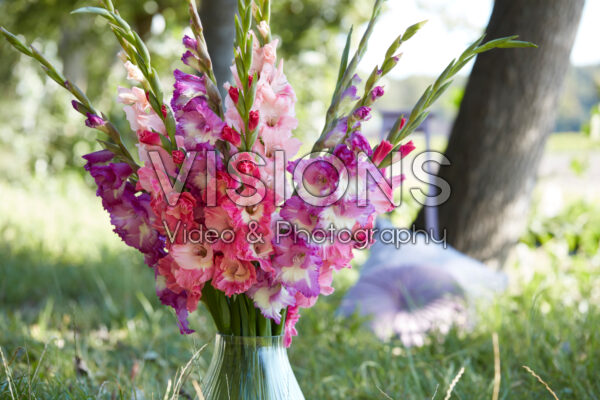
left=200, top=0, right=237, bottom=98
left=414, top=0, right=585, bottom=266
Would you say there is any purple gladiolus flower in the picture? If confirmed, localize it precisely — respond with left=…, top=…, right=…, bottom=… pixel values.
left=182, top=35, right=198, bottom=52
left=273, top=236, right=322, bottom=297
left=333, top=143, right=357, bottom=169
left=347, top=132, right=373, bottom=156
left=176, top=97, right=225, bottom=148
left=85, top=113, right=106, bottom=128
left=371, top=86, right=385, bottom=101
left=171, top=69, right=208, bottom=114
left=155, top=281, right=195, bottom=334
left=83, top=150, right=165, bottom=260
left=354, top=106, right=372, bottom=121
left=181, top=50, right=202, bottom=72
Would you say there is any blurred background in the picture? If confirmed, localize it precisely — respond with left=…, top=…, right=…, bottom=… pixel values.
left=0, top=0, right=599, bottom=398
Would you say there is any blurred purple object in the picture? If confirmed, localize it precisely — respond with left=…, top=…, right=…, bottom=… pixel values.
left=339, top=219, right=507, bottom=345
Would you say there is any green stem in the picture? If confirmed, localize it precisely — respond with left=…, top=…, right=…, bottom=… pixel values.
left=245, top=295, right=257, bottom=337
left=231, top=296, right=242, bottom=336
left=272, top=308, right=287, bottom=336
left=238, top=296, right=249, bottom=336
left=257, top=310, right=271, bottom=337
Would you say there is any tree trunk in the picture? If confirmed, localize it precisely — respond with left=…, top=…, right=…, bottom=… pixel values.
left=200, top=0, right=237, bottom=98
left=414, top=0, right=585, bottom=266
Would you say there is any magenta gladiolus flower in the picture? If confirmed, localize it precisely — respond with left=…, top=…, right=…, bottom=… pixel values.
left=371, top=86, right=385, bottom=101
left=85, top=113, right=106, bottom=128
left=372, top=140, right=394, bottom=165
left=347, top=132, right=373, bottom=156
left=354, top=106, right=372, bottom=121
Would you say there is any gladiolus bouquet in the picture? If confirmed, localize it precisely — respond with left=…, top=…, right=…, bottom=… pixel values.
left=1, top=0, right=534, bottom=346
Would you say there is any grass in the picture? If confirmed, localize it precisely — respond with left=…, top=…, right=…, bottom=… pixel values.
left=1, top=174, right=600, bottom=399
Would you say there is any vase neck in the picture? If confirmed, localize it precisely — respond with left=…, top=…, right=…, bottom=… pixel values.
left=214, top=333, right=286, bottom=348
left=202, top=333, right=304, bottom=400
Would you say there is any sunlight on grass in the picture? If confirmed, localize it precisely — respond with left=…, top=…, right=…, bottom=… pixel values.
left=0, top=173, right=125, bottom=264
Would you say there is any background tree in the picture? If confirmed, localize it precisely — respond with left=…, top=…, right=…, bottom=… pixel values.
left=414, top=0, right=586, bottom=265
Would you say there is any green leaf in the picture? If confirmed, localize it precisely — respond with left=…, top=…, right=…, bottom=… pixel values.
left=158, top=132, right=172, bottom=151
left=475, top=35, right=518, bottom=53
left=336, top=26, right=353, bottom=85
left=497, top=40, right=538, bottom=49
left=410, top=84, right=433, bottom=120
left=272, top=308, right=287, bottom=336
left=427, top=80, right=453, bottom=107
left=71, top=7, right=115, bottom=22
left=97, top=139, right=122, bottom=154
left=246, top=296, right=256, bottom=337
left=238, top=295, right=249, bottom=336
left=0, top=27, right=32, bottom=55
left=402, top=20, right=427, bottom=41
left=133, top=32, right=151, bottom=66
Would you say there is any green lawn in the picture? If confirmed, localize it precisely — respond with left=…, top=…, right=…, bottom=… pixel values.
left=1, top=174, right=599, bottom=399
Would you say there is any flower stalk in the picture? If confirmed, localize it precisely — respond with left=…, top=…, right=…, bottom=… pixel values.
left=72, top=2, right=179, bottom=153
left=0, top=26, right=138, bottom=170
left=378, top=34, right=537, bottom=168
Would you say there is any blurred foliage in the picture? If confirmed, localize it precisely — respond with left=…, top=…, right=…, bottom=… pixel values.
left=523, top=200, right=600, bottom=257
left=555, top=65, right=600, bottom=132
left=0, top=0, right=372, bottom=180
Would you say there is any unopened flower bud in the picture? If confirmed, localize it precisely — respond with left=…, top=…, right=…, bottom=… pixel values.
left=257, top=21, right=270, bottom=39
left=85, top=113, right=106, bottom=129
left=248, top=110, right=260, bottom=131
left=172, top=150, right=185, bottom=165
left=354, top=106, right=372, bottom=121
left=222, top=125, right=241, bottom=146
left=229, top=86, right=240, bottom=104
left=371, top=86, right=385, bottom=101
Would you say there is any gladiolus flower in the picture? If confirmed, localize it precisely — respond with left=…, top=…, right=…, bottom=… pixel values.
left=399, top=140, right=415, bottom=158
left=221, top=125, right=241, bottom=146
left=248, top=110, right=260, bottom=131
left=354, top=106, right=371, bottom=121
left=229, top=86, right=240, bottom=104
left=172, top=150, right=185, bottom=165
left=213, top=256, right=257, bottom=297
left=138, top=130, right=161, bottom=145
left=371, top=86, right=384, bottom=101
left=85, top=113, right=106, bottom=128
left=372, top=140, right=393, bottom=165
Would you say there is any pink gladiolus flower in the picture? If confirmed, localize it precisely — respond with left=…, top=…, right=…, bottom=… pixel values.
left=283, top=305, right=300, bottom=347
left=172, top=150, right=185, bottom=165
left=399, top=140, right=416, bottom=158
left=280, top=196, right=321, bottom=231
left=249, top=282, right=295, bottom=324
left=124, top=61, right=144, bottom=82
left=221, top=125, right=241, bottom=146
left=138, top=130, right=161, bottom=146
left=229, top=86, right=239, bottom=104
left=248, top=110, right=260, bottom=131
left=171, top=243, right=214, bottom=272
left=372, top=140, right=393, bottom=165
left=296, top=158, right=340, bottom=198
left=213, top=256, right=257, bottom=297
left=273, top=236, right=321, bottom=297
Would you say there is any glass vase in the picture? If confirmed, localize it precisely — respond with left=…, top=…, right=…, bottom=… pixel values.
left=201, top=333, right=305, bottom=400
